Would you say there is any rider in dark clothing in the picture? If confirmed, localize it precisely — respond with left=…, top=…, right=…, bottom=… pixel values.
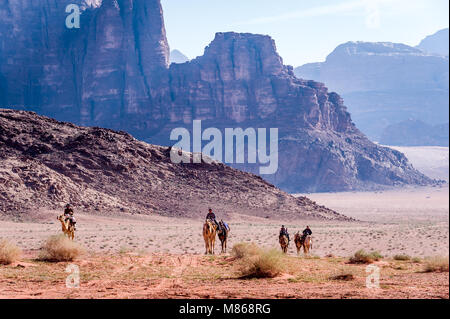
left=302, top=226, right=312, bottom=240
left=206, top=208, right=221, bottom=231
left=279, top=225, right=290, bottom=242
left=64, top=204, right=76, bottom=230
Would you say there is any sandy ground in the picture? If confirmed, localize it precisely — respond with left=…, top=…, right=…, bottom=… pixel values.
left=0, top=185, right=448, bottom=299
left=1, top=186, right=448, bottom=258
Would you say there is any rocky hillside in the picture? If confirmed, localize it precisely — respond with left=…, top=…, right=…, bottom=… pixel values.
left=0, top=109, right=347, bottom=220
left=295, top=40, right=449, bottom=141
left=0, top=0, right=435, bottom=192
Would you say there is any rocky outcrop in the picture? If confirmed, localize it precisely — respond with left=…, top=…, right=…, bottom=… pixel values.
left=0, top=109, right=348, bottom=220
left=417, top=28, right=449, bottom=56
left=0, top=0, right=169, bottom=133
left=294, top=40, right=449, bottom=141
left=0, top=0, right=436, bottom=192
left=170, top=50, right=190, bottom=64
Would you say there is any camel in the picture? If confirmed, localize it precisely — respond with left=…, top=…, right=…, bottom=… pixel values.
left=294, top=232, right=312, bottom=255
left=203, top=219, right=217, bottom=255
left=279, top=234, right=289, bottom=253
left=217, top=221, right=230, bottom=254
left=57, top=215, right=75, bottom=240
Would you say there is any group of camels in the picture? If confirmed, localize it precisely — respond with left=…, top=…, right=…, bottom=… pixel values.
left=279, top=232, right=312, bottom=255
left=58, top=214, right=310, bottom=256
left=203, top=218, right=312, bottom=256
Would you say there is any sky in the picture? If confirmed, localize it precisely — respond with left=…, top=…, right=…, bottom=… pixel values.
left=161, top=0, right=449, bottom=66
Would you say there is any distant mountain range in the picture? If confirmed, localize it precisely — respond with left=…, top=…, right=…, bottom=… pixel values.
left=170, top=49, right=189, bottom=64
left=417, top=28, right=449, bottom=56
left=295, top=29, right=449, bottom=146
left=380, top=120, right=449, bottom=147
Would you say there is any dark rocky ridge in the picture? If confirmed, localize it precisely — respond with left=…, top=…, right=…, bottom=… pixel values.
left=0, top=0, right=435, bottom=192
left=0, top=108, right=348, bottom=221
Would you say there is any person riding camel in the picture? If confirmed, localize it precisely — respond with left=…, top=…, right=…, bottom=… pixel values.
left=279, top=225, right=290, bottom=242
left=206, top=208, right=221, bottom=231
left=64, top=204, right=77, bottom=231
left=302, top=225, right=312, bottom=241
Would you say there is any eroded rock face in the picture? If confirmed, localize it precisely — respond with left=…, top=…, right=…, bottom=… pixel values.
left=0, top=1, right=435, bottom=192
left=0, top=109, right=347, bottom=220
left=0, top=0, right=169, bottom=132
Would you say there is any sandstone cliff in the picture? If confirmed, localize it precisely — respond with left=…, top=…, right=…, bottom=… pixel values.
left=0, top=0, right=435, bottom=192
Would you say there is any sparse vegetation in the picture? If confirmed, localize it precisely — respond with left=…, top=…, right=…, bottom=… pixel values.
left=0, top=239, right=22, bottom=265
left=393, top=254, right=411, bottom=261
left=349, top=249, right=383, bottom=264
left=330, top=273, right=355, bottom=281
left=231, top=242, right=262, bottom=259
left=422, top=256, right=449, bottom=273
left=38, top=235, right=85, bottom=262
left=233, top=243, right=284, bottom=278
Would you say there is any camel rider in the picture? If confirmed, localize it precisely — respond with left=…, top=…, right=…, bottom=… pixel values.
left=64, top=204, right=77, bottom=230
left=279, top=225, right=290, bottom=242
left=206, top=208, right=221, bottom=231
left=302, top=226, right=312, bottom=241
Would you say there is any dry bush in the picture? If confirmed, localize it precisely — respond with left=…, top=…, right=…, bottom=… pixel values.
left=349, top=249, right=383, bottom=264
left=39, top=235, right=85, bottom=262
left=237, top=246, right=285, bottom=279
left=422, top=256, right=449, bottom=273
left=330, top=273, right=355, bottom=281
left=231, top=242, right=262, bottom=259
left=0, top=239, right=22, bottom=265
left=393, top=254, right=411, bottom=261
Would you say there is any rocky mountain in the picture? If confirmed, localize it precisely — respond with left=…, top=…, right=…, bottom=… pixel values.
left=417, top=28, right=449, bottom=56
left=0, top=0, right=435, bottom=192
left=0, top=109, right=348, bottom=220
left=170, top=50, right=190, bottom=64
left=380, top=120, right=449, bottom=147
left=295, top=40, right=449, bottom=142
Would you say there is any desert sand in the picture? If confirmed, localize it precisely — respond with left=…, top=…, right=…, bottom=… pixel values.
left=0, top=185, right=448, bottom=299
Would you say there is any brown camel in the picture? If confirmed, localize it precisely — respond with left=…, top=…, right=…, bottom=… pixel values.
left=294, top=232, right=312, bottom=254
left=203, top=219, right=217, bottom=255
left=279, top=234, right=289, bottom=253
left=217, top=221, right=230, bottom=254
left=57, top=215, right=75, bottom=240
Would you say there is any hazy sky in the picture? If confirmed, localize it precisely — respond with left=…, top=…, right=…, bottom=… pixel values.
left=161, top=0, right=449, bottom=66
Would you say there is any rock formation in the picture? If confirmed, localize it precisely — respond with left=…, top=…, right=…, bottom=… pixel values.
left=0, top=0, right=435, bottom=192
left=295, top=40, right=449, bottom=141
left=0, top=109, right=348, bottom=220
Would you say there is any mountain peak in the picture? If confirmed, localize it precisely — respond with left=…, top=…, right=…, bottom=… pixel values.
left=416, top=28, right=449, bottom=56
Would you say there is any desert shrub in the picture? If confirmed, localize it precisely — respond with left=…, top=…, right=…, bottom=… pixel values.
left=39, top=235, right=84, bottom=262
left=349, top=249, right=383, bottom=264
left=231, top=242, right=262, bottom=259
left=238, top=248, right=284, bottom=279
left=422, top=256, right=449, bottom=273
left=411, top=257, right=422, bottom=263
left=393, top=254, right=411, bottom=261
left=330, top=273, right=355, bottom=281
left=0, top=239, right=22, bottom=265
